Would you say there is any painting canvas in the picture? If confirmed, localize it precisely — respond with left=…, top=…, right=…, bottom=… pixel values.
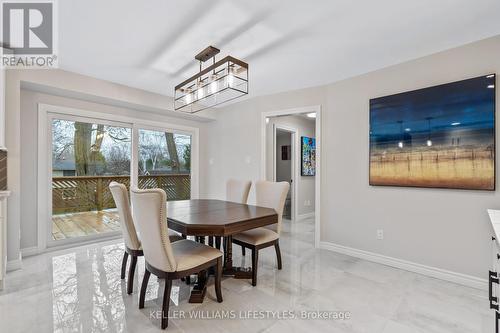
left=301, top=136, right=316, bottom=176
left=369, top=74, right=496, bottom=190
left=281, top=145, right=291, bottom=160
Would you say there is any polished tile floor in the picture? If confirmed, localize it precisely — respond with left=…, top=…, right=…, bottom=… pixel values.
left=0, top=217, right=492, bottom=332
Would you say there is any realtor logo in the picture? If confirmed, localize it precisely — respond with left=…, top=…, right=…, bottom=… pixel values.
left=3, top=2, right=53, bottom=54
left=1, top=0, right=57, bottom=68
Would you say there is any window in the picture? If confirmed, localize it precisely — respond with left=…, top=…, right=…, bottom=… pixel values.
left=43, top=106, right=198, bottom=246
left=138, top=129, right=191, bottom=201
left=51, top=118, right=132, bottom=241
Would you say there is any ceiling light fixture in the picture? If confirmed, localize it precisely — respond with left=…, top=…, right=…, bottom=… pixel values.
left=488, top=85, right=495, bottom=89
left=451, top=122, right=461, bottom=126
left=174, top=46, right=248, bottom=113
left=306, top=112, right=316, bottom=118
left=487, top=74, right=495, bottom=79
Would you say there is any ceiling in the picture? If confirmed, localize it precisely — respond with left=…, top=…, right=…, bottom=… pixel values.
left=59, top=0, right=500, bottom=100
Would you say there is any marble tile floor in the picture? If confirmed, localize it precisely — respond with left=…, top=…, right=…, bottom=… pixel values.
left=0, top=217, right=493, bottom=332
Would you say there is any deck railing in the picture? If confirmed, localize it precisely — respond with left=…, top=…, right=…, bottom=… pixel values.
left=52, top=174, right=190, bottom=214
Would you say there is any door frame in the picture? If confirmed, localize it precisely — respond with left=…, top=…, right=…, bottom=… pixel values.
left=261, top=105, right=321, bottom=248
left=272, top=124, right=298, bottom=221
left=37, top=103, right=199, bottom=251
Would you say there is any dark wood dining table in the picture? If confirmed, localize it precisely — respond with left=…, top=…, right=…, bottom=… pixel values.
left=166, top=199, right=278, bottom=303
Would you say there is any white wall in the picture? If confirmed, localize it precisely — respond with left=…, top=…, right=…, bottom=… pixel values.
left=203, top=86, right=326, bottom=203
left=205, top=35, right=500, bottom=279
left=266, top=115, right=316, bottom=216
left=6, top=69, right=211, bottom=264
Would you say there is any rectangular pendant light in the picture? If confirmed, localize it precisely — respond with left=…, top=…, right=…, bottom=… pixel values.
left=174, top=47, right=248, bottom=113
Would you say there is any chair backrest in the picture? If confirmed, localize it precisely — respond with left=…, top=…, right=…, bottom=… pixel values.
left=130, top=188, right=177, bottom=272
left=226, top=179, right=251, bottom=204
left=255, top=180, right=290, bottom=234
left=109, top=182, right=141, bottom=251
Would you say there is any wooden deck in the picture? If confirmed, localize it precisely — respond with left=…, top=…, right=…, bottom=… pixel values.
left=52, top=209, right=121, bottom=240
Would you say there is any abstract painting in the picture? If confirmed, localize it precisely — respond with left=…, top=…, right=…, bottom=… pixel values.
left=301, top=136, right=316, bottom=176
left=369, top=74, right=496, bottom=190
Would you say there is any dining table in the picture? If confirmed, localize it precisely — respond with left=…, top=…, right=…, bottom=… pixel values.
left=166, top=199, right=278, bottom=303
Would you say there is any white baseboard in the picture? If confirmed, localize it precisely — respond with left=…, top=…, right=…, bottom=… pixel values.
left=6, top=258, right=22, bottom=272
left=296, top=212, right=315, bottom=220
left=21, top=246, right=40, bottom=258
left=319, top=241, right=487, bottom=291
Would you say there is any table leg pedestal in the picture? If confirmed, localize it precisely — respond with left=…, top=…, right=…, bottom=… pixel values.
left=222, top=236, right=253, bottom=279
left=188, top=234, right=255, bottom=303
left=188, top=270, right=207, bottom=303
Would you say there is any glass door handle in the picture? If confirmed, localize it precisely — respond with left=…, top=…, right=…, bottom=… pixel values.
left=490, top=270, right=499, bottom=310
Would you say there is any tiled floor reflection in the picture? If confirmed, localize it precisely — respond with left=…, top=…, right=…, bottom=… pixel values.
left=0, top=217, right=493, bottom=332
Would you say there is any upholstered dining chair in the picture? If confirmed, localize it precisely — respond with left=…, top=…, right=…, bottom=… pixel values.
left=109, top=181, right=144, bottom=295
left=131, top=187, right=223, bottom=329
left=109, top=182, right=183, bottom=295
left=232, top=180, right=289, bottom=286
left=219, top=179, right=252, bottom=252
left=226, top=179, right=252, bottom=204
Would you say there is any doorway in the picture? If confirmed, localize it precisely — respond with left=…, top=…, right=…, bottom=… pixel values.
left=261, top=106, right=321, bottom=248
left=273, top=126, right=296, bottom=220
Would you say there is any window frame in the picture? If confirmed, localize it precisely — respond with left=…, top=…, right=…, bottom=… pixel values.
left=38, top=104, right=199, bottom=249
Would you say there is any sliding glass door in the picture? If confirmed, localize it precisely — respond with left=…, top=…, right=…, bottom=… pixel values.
left=46, top=111, right=196, bottom=246
left=51, top=118, right=132, bottom=241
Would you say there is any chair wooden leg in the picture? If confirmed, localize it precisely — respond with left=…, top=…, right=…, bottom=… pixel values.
left=251, top=248, right=258, bottom=287
left=127, top=255, right=137, bottom=295
left=215, top=257, right=223, bottom=303
left=139, top=269, right=150, bottom=309
left=161, top=279, right=173, bottom=329
left=274, top=241, right=282, bottom=270
left=241, top=246, right=246, bottom=256
left=121, top=251, right=129, bottom=279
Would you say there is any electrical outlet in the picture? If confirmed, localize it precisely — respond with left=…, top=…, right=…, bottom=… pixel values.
left=377, top=229, right=384, bottom=240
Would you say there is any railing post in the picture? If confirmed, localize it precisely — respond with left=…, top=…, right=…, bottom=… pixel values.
left=96, top=177, right=103, bottom=211
left=158, top=175, right=163, bottom=192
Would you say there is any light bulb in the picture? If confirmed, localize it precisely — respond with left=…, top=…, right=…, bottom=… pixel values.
left=197, top=86, right=204, bottom=99
left=398, top=141, right=403, bottom=148
left=185, top=92, right=192, bottom=104
left=209, top=80, right=217, bottom=94
left=426, top=140, right=432, bottom=147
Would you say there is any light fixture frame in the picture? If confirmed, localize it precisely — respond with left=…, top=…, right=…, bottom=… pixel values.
left=174, top=54, right=249, bottom=113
